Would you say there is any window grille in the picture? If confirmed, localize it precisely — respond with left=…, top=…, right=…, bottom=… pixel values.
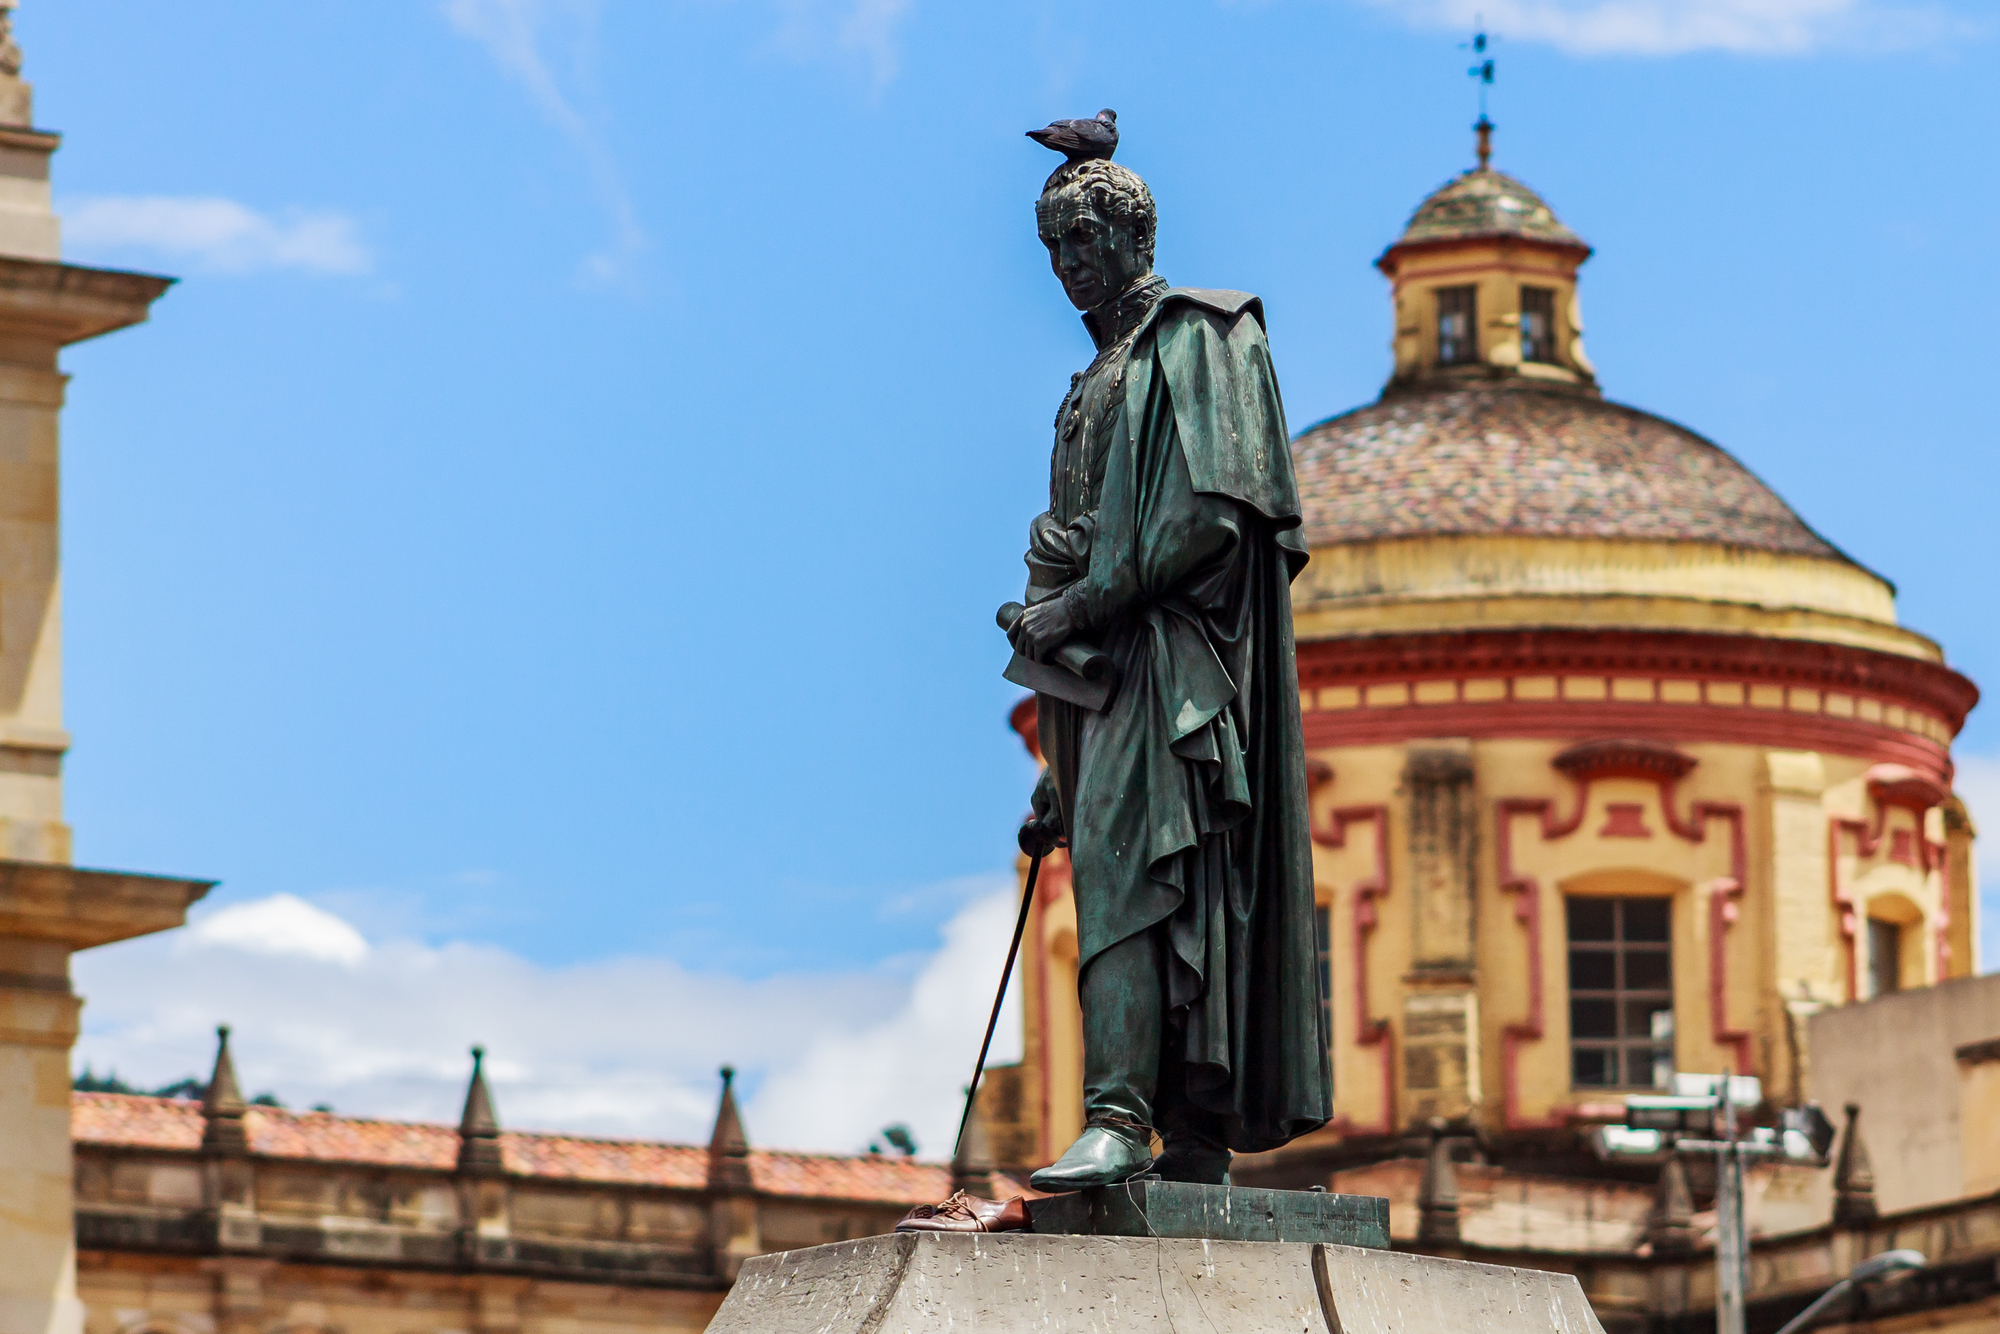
left=1567, top=897, right=1675, bottom=1089
left=1520, top=286, right=1557, bottom=363
left=1436, top=286, right=1478, bottom=365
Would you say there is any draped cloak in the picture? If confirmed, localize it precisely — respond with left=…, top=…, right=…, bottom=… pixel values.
left=1031, top=284, right=1332, bottom=1153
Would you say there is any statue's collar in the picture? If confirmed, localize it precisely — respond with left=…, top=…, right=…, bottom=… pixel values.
left=1082, top=273, right=1169, bottom=350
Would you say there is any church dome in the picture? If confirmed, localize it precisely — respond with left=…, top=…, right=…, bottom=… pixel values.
left=1388, top=168, right=1585, bottom=252
left=1291, top=384, right=1846, bottom=561
left=1290, top=139, right=1941, bottom=660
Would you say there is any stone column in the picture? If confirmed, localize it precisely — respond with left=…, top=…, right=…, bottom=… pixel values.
left=0, top=864, right=209, bottom=1334
left=0, top=25, right=189, bottom=1331
left=1401, top=741, right=1481, bottom=1125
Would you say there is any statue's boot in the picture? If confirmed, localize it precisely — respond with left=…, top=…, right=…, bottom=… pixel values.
left=1029, top=931, right=1161, bottom=1192
left=1152, top=1114, right=1231, bottom=1185
left=1153, top=1036, right=1232, bottom=1186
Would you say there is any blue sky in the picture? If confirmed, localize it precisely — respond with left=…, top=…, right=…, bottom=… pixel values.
left=41, top=0, right=2000, bottom=1148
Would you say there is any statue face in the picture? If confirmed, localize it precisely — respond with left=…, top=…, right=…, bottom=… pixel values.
left=1040, top=197, right=1148, bottom=313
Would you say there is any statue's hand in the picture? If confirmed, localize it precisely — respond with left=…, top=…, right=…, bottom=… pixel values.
left=1019, top=769, right=1066, bottom=858
left=1014, top=597, right=1075, bottom=659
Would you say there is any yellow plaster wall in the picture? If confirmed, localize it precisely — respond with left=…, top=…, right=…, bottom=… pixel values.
left=1020, top=724, right=1966, bottom=1151
left=1387, top=241, right=1589, bottom=384
left=1304, top=734, right=1952, bottom=1136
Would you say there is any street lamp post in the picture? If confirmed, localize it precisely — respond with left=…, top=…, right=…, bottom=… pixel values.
left=1772, top=1249, right=1927, bottom=1334
left=1596, top=1071, right=1838, bottom=1334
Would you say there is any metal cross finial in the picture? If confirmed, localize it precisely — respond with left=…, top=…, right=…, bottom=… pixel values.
left=1463, top=23, right=1495, bottom=168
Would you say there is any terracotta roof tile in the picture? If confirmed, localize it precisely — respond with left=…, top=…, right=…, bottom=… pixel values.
left=72, top=1092, right=203, bottom=1150
left=71, top=1092, right=954, bottom=1204
left=505, top=1134, right=709, bottom=1188
left=750, top=1150, right=950, bottom=1205
left=1291, top=385, right=1851, bottom=563
left=250, top=1109, right=458, bottom=1168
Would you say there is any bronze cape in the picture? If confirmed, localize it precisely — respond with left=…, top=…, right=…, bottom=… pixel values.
left=1034, top=281, right=1331, bottom=1154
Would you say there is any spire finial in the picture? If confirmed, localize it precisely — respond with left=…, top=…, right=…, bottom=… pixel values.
left=200, top=1024, right=249, bottom=1155
left=1833, top=1102, right=1879, bottom=1225
left=1464, top=24, right=1495, bottom=169
left=707, top=1064, right=753, bottom=1194
left=455, top=1044, right=504, bottom=1175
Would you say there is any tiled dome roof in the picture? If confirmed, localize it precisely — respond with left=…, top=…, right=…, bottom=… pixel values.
left=1392, top=168, right=1583, bottom=250
left=1290, top=385, right=1849, bottom=562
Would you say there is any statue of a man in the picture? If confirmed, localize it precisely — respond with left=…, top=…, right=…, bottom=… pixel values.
left=1011, top=145, right=1332, bottom=1191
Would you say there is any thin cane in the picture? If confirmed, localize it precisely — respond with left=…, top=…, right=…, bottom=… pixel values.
left=953, top=852, right=1042, bottom=1162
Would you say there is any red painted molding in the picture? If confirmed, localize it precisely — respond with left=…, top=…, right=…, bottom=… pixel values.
left=1296, top=628, right=1978, bottom=730
left=1600, top=803, right=1651, bottom=838
left=1308, top=767, right=1395, bottom=1138
left=1496, top=746, right=1751, bottom=1124
left=1495, top=793, right=1579, bottom=1131
left=1305, top=699, right=1950, bottom=776
left=1683, top=805, right=1751, bottom=1076
left=1297, top=628, right=1976, bottom=777
left=1377, top=232, right=1594, bottom=278
left=1555, top=738, right=1698, bottom=784
left=1826, top=765, right=1949, bottom=999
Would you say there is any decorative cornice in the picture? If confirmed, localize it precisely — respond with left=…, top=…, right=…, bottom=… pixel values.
left=1552, top=739, right=1696, bottom=785
left=0, top=861, right=213, bottom=949
left=1296, top=628, right=1977, bottom=727
left=0, top=256, right=174, bottom=346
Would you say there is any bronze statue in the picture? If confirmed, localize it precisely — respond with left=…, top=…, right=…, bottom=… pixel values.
left=1008, top=123, right=1332, bottom=1191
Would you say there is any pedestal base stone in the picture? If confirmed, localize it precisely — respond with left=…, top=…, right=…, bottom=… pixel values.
left=704, top=1232, right=1606, bottom=1333
left=1026, top=1180, right=1389, bottom=1245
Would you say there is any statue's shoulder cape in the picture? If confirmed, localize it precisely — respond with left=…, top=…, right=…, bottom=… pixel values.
left=1127, top=287, right=1307, bottom=575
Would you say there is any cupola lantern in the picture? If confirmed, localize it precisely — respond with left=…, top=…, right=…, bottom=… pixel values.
left=1376, top=123, right=1596, bottom=392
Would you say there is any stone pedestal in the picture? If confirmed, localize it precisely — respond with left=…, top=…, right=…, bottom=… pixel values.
left=1026, top=1180, right=1387, bottom=1246
left=706, top=1231, right=1603, bottom=1333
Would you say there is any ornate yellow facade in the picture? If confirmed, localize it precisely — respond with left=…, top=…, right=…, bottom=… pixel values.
left=1012, top=146, right=1980, bottom=1167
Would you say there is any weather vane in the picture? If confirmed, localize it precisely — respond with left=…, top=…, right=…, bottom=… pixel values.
left=1462, top=23, right=1495, bottom=169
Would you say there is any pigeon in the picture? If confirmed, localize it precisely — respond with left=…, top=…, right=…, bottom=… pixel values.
left=1027, top=109, right=1118, bottom=164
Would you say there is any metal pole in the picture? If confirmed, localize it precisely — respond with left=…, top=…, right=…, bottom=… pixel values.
left=1716, top=1070, right=1746, bottom=1334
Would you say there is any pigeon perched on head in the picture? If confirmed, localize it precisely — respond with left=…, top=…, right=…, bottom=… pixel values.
left=1027, top=109, right=1118, bottom=164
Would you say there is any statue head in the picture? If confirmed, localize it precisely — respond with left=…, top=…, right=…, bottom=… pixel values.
left=1036, top=159, right=1156, bottom=313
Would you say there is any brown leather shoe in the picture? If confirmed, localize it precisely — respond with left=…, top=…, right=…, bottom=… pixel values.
left=894, top=1191, right=1030, bottom=1234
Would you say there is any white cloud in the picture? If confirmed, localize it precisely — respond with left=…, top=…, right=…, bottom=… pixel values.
left=72, top=879, right=1021, bottom=1157
left=1360, top=0, right=1974, bottom=55
left=62, top=197, right=371, bottom=276
left=188, top=893, right=369, bottom=967
left=753, top=880, right=1021, bottom=1155
left=1956, top=753, right=2000, bottom=973
left=442, top=0, right=645, bottom=283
